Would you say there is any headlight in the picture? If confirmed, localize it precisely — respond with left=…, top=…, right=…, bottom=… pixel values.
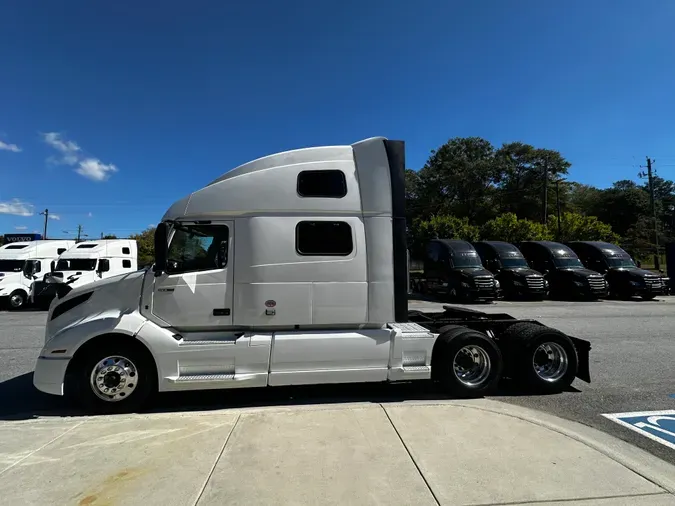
left=494, top=280, right=500, bottom=288
left=630, top=280, right=642, bottom=287
left=574, top=281, right=585, bottom=287
left=544, top=279, right=549, bottom=287
left=461, top=282, right=470, bottom=288
left=513, top=280, right=524, bottom=287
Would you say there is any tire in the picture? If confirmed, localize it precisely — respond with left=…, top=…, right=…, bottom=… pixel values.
left=67, top=341, right=157, bottom=414
left=432, top=326, right=503, bottom=398
left=8, top=290, right=27, bottom=310
left=501, top=322, right=578, bottom=393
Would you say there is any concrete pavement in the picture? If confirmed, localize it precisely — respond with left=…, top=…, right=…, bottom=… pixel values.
left=1, top=399, right=674, bottom=506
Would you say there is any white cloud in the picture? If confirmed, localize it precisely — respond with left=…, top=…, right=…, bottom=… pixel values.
left=49, top=214, right=61, bottom=220
left=14, top=225, right=27, bottom=230
left=0, top=199, right=34, bottom=216
left=0, top=140, right=21, bottom=153
left=75, top=158, right=118, bottom=181
left=88, top=212, right=93, bottom=218
left=42, top=132, right=118, bottom=181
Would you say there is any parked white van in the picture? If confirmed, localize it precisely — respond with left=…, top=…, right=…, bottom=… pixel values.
left=30, top=239, right=138, bottom=308
left=0, top=240, right=75, bottom=309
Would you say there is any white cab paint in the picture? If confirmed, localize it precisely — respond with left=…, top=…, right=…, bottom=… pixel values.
left=34, top=138, right=438, bottom=399
left=0, top=240, right=75, bottom=307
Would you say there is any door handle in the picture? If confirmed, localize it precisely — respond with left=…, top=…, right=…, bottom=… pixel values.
left=158, top=288, right=175, bottom=292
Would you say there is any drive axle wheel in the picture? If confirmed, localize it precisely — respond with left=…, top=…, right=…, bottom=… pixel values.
left=502, top=322, right=578, bottom=393
left=432, top=326, right=503, bottom=398
left=8, top=290, right=27, bottom=310
left=68, top=342, right=156, bottom=414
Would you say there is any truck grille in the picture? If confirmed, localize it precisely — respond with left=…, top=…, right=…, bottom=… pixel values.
left=475, top=277, right=494, bottom=290
left=526, top=276, right=545, bottom=289
left=588, top=277, right=606, bottom=291
left=645, top=277, right=663, bottom=288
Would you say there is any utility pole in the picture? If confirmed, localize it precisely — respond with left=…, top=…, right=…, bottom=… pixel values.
left=542, top=158, right=549, bottom=224
left=639, top=157, right=660, bottom=270
left=555, top=179, right=563, bottom=239
left=39, top=209, right=49, bottom=239
left=77, top=224, right=83, bottom=243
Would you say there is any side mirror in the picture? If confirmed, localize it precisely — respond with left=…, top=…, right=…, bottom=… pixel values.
left=97, top=259, right=110, bottom=274
left=153, top=222, right=168, bottom=276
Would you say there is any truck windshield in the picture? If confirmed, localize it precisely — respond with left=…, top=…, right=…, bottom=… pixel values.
left=453, top=255, right=483, bottom=268
left=0, top=260, right=24, bottom=272
left=55, top=259, right=97, bottom=271
left=606, top=257, right=636, bottom=268
left=22, top=260, right=39, bottom=277
left=553, top=257, right=584, bottom=269
left=501, top=257, right=529, bottom=268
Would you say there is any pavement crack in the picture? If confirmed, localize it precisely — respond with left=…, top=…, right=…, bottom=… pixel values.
left=380, top=404, right=441, bottom=506
left=193, top=413, right=240, bottom=506
left=470, top=491, right=673, bottom=506
left=0, top=420, right=84, bottom=477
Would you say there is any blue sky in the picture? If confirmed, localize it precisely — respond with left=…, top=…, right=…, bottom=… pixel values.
left=2, top=0, right=675, bottom=238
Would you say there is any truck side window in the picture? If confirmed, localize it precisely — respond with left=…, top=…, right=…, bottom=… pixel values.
left=57, top=248, right=66, bottom=255
left=122, top=247, right=130, bottom=255
left=123, top=259, right=131, bottom=268
left=296, top=221, right=353, bottom=256
left=297, top=170, right=347, bottom=198
left=167, top=224, right=229, bottom=274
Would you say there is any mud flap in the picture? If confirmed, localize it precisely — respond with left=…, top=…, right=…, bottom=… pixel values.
left=568, top=335, right=591, bottom=383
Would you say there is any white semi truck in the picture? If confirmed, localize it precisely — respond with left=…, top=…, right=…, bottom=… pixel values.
left=0, top=240, right=75, bottom=309
left=30, top=239, right=138, bottom=309
left=33, top=138, right=591, bottom=413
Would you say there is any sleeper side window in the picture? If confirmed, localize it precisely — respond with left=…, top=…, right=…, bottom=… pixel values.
left=296, top=221, right=353, bottom=256
left=297, top=170, right=347, bottom=198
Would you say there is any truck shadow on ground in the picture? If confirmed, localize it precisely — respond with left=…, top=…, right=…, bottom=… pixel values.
left=0, top=372, right=580, bottom=421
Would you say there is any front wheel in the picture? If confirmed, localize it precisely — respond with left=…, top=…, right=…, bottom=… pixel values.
left=68, top=342, right=157, bottom=414
left=432, top=326, right=503, bottom=398
left=8, top=290, right=27, bottom=310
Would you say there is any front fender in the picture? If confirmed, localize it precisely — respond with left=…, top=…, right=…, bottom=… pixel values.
left=42, top=310, right=148, bottom=358
left=0, top=282, right=27, bottom=297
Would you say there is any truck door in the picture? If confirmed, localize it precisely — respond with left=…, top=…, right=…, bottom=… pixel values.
left=152, top=221, right=234, bottom=329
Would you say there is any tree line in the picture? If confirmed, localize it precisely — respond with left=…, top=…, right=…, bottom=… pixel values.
left=406, top=137, right=675, bottom=264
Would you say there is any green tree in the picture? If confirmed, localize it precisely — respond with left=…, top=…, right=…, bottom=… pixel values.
left=416, top=137, right=501, bottom=222
left=409, top=214, right=479, bottom=257
left=102, top=234, right=118, bottom=239
left=129, top=227, right=156, bottom=266
left=549, top=212, right=620, bottom=243
left=494, top=143, right=571, bottom=222
left=480, top=213, right=552, bottom=242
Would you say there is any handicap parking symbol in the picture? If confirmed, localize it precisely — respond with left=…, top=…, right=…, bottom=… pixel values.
left=602, top=410, right=675, bottom=450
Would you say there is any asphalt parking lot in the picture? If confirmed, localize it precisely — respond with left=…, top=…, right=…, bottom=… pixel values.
left=1, top=297, right=674, bottom=466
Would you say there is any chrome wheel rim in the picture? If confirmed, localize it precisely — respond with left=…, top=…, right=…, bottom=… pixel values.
left=453, top=345, right=491, bottom=386
left=532, top=342, right=568, bottom=382
left=9, top=293, right=24, bottom=308
left=90, top=356, right=138, bottom=402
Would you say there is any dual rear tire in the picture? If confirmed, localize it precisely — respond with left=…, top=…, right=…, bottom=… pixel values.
left=432, top=323, right=578, bottom=398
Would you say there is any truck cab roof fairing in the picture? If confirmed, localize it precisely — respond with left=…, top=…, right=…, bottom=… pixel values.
left=161, top=138, right=391, bottom=222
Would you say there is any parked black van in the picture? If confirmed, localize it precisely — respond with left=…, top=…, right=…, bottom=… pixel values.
left=517, top=241, right=608, bottom=299
left=567, top=241, right=665, bottom=300
left=419, top=239, right=500, bottom=302
left=473, top=241, right=548, bottom=299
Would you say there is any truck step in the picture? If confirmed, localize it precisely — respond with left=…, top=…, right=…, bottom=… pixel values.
left=170, top=373, right=235, bottom=383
